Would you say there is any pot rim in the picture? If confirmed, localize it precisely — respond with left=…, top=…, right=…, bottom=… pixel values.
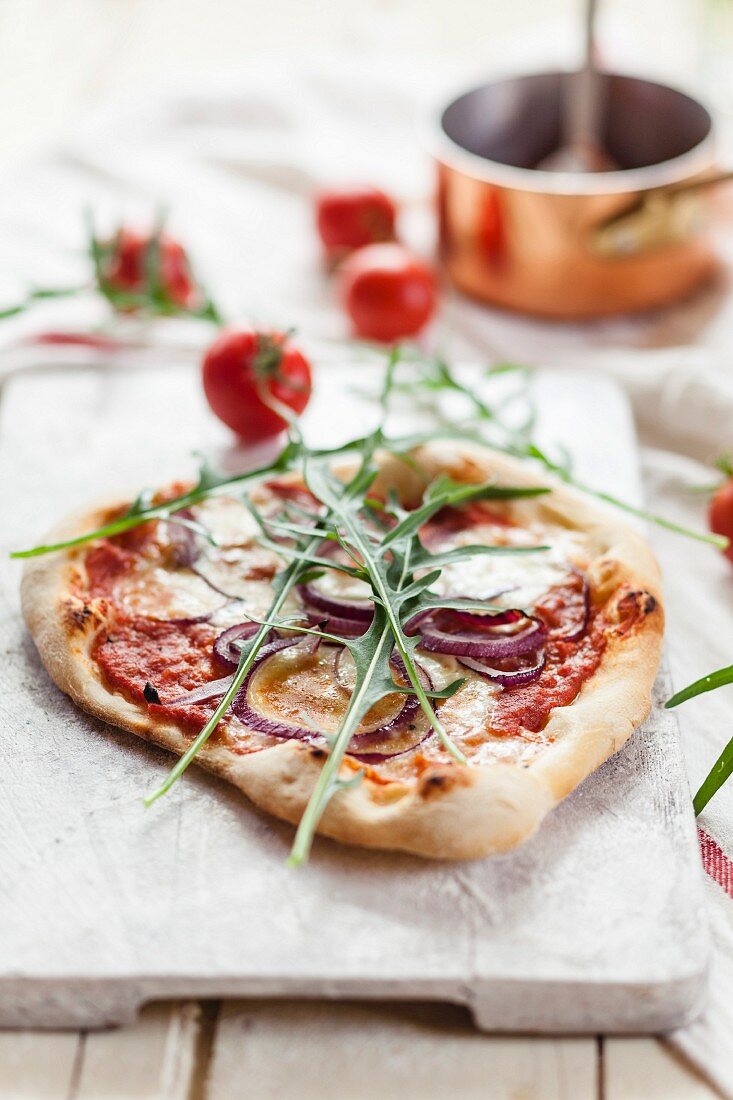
left=423, top=68, right=716, bottom=196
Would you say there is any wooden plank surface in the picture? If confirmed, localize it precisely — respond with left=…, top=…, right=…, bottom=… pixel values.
left=604, top=1038, right=723, bottom=1099
left=0, top=1011, right=726, bottom=1099
left=74, top=1003, right=202, bottom=1100
left=207, top=1002, right=598, bottom=1100
left=0, top=1030, right=79, bottom=1099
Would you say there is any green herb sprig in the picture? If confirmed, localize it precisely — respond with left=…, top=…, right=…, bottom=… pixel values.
left=398, top=353, right=726, bottom=550
left=0, top=212, right=223, bottom=326
left=666, top=666, right=733, bottom=814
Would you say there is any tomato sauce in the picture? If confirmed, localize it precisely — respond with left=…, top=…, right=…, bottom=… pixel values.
left=489, top=628, right=605, bottom=735
left=94, top=616, right=221, bottom=731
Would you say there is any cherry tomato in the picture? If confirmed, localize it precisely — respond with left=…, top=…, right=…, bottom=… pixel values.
left=339, top=244, right=438, bottom=343
left=202, top=329, right=312, bottom=444
left=100, top=228, right=198, bottom=311
left=710, top=479, right=733, bottom=563
left=315, top=186, right=397, bottom=264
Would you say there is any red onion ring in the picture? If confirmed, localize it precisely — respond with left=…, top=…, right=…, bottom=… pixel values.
left=230, top=636, right=315, bottom=740
left=298, top=581, right=373, bottom=621
left=230, top=640, right=433, bottom=758
left=458, top=650, right=546, bottom=688
left=163, top=673, right=236, bottom=708
left=347, top=733, right=431, bottom=764
left=303, top=608, right=370, bottom=637
left=404, top=591, right=516, bottom=635
left=418, top=615, right=546, bottom=660
left=296, top=539, right=373, bottom=622
left=213, top=621, right=262, bottom=670
left=167, top=510, right=200, bottom=567
left=438, top=607, right=524, bottom=631
left=168, top=510, right=248, bottom=602
left=144, top=610, right=223, bottom=626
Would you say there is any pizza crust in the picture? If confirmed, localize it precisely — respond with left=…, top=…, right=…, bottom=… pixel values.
left=20, top=442, right=664, bottom=860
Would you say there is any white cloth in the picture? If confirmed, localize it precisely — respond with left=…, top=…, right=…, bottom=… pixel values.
left=2, top=67, right=733, bottom=1096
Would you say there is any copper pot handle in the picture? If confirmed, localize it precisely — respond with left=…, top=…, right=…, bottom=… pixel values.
left=591, top=169, right=733, bottom=257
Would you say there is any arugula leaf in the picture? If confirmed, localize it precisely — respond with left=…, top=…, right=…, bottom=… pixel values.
left=413, top=545, right=546, bottom=571
left=379, top=478, right=549, bottom=549
left=147, top=349, right=404, bottom=817
left=288, top=606, right=396, bottom=866
left=11, top=437, right=322, bottom=559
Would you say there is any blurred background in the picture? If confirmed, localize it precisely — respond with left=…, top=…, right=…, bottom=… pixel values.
left=0, top=0, right=729, bottom=170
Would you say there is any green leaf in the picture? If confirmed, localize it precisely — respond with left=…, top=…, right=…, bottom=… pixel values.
left=11, top=434, right=331, bottom=560
left=0, top=284, right=88, bottom=320
left=304, top=456, right=468, bottom=768
left=665, top=665, right=733, bottom=814
left=379, top=478, right=549, bottom=550
left=666, top=664, right=733, bottom=709
left=693, top=736, right=733, bottom=815
left=415, top=595, right=524, bottom=615
left=193, top=452, right=230, bottom=493
left=411, top=542, right=547, bottom=570
left=402, top=352, right=724, bottom=549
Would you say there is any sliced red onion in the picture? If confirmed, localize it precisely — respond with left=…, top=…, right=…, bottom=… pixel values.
left=348, top=731, right=432, bottom=765
left=213, top=621, right=262, bottom=670
left=418, top=615, right=547, bottom=660
left=163, top=673, right=236, bottom=708
left=143, top=608, right=222, bottom=626
left=303, top=608, right=370, bottom=637
left=458, top=650, right=546, bottom=688
left=167, top=509, right=200, bottom=567
left=230, top=639, right=433, bottom=758
left=296, top=539, right=373, bottom=622
left=230, top=636, right=324, bottom=742
left=298, top=581, right=373, bottom=621
left=168, top=510, right=247, bottom=602
left=439, top=607, right=524, bottom=631
left=404, top=590, right=516, bottom=635
left=192, top=561, right=247, bottom=601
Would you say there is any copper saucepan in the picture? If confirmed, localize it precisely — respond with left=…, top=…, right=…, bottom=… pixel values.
left=428, top=71, right=727, bottom=319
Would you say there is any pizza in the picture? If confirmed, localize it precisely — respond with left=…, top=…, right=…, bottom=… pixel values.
left=21, top=441, right=663, bottom=860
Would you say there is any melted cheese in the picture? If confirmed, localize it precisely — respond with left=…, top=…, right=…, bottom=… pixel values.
left=434, top=523, right=588, bottom=611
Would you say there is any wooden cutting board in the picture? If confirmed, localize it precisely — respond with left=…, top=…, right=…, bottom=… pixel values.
left=0, top=358, right=709, bottom=1031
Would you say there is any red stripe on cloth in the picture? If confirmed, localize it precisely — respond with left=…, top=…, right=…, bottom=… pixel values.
left=699, top=828, right=733, bottom=899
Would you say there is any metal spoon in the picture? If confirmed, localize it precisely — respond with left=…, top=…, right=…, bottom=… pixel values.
left=540, top=0, right=617, bottom=172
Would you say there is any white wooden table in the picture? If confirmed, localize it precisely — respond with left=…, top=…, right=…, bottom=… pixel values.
left=0, top=1001, right=722, bottom=1099
left=0, top=2, right=727, bottom=1096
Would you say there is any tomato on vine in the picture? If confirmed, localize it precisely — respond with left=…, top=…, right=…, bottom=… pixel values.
left=202, top=328, right=312, bottom=444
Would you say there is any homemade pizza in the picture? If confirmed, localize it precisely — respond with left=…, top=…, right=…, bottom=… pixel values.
left=21, top=442, right=663, bottom=860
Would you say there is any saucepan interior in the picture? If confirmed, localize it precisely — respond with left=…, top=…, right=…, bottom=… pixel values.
left=435, top=71, right=713, bottom=194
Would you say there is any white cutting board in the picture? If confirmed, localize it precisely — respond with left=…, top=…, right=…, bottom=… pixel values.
left=0, top=358, right=709, bottom=1031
